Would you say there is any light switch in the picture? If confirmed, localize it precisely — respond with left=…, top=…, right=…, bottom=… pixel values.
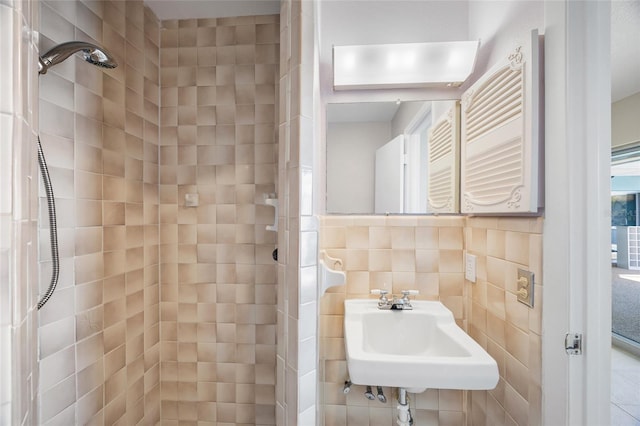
left=465, top=253, right=476, bottom=283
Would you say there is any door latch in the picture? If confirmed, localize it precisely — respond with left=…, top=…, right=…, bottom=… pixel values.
left=565, top=333, right=582, bottom=355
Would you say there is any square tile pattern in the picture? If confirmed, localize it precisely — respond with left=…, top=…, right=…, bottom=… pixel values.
left=36, top=2, right=280, bottom=425
left=37, top=0, right=162, bottom=424
left=159, top=14, right=279, bottom=425
left=319, top=216, right=543, bottom=425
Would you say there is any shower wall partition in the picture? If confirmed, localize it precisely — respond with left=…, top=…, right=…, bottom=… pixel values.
left=0, top=0, right=40, bottom=424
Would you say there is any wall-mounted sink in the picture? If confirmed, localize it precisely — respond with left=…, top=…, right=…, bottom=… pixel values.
left=344, top=299, right=499, bottom=393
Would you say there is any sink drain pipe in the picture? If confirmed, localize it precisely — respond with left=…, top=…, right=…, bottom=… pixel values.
left=396, top=388, right=413, bottom=426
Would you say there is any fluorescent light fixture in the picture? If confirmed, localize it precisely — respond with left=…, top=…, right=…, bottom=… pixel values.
left=333, top=41, right=480, bottom=90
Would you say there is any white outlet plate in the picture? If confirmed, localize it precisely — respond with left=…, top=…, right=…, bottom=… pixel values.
left=465, top=253, right=477, bottom=283
left=517, top=268, right=534, bottom=307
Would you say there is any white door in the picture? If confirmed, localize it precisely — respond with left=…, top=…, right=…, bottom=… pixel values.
left=374, top=135, right=404, bottom=214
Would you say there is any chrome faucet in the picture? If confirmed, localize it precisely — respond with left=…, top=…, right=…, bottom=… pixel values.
left=371, top=289, right=419, bottom=310
left=371, top=289, right=390, bottom=308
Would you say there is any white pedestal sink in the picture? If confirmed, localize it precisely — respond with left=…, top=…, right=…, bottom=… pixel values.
left=344, top=299, right=499, bottom=393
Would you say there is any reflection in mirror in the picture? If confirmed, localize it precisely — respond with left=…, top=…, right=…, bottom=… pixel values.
left=326, top=100, right=459, bottom=215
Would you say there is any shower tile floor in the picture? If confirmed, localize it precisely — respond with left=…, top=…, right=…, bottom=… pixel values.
left=612, top=345, right=640, bottom=425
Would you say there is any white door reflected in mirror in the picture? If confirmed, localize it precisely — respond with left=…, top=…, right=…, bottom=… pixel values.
left=326, top=100, right=460, bottom=214
left=374, top=135, right=404, bottom=214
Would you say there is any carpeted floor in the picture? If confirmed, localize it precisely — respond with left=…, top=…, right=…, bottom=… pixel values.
left=612, top=267, right=640, bottom=344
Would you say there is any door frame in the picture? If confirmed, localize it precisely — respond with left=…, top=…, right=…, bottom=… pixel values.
left=542, top=1, right=611, bottom=425
left=403, top=102, right=432, bottom=213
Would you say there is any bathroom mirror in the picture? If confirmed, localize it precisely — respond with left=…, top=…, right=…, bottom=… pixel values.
left=326, top=100, right=460, bottom=214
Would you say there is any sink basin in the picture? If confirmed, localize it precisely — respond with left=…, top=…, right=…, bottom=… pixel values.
left=344, top=299, right=499, bottom=392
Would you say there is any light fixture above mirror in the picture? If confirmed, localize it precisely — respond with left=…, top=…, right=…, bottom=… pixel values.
left=333, top=41, right=480, bottom=90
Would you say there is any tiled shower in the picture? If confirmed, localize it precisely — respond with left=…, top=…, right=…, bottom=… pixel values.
left=2, top=0, right=287, bottom=424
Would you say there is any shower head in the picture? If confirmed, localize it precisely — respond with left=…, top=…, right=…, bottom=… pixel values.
left=38, top=41, right=118, bottom=75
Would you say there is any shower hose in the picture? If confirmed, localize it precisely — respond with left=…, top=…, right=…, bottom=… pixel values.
left=36, top=136, right=59, bottom=309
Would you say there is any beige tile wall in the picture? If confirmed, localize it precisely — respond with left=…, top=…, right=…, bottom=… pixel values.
left=464, top=217, right=542, bottom=426
left=319, top=215, right=468, bottom=426
left=158, top=14, right=279, bottom=425
left=0, top=0, right=40, bottom=424
left=319, top=215, right=543, bottom=426
left=37, top=1, right=161, bottom=424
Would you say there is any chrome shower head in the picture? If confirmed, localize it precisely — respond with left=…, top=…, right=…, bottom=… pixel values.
left=38, top=41, right=118, bottom=75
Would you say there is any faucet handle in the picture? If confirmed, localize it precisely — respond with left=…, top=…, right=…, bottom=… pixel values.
left=371, top=289, right=389, bottom=296
left=400, top=290, right=419, bottom=302
left=371, top=289, right=390, bottom=305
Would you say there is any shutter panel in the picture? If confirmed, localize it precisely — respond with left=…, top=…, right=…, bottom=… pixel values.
left=427, top=102, right=460, bottom=213
left=461, top=29, right=543, bottom=213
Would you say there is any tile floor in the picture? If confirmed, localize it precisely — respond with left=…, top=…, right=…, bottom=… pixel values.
left=612, top=345, right=640, bottom=425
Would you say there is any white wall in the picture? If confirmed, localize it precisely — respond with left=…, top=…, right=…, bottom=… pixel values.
left=319, top=0, right=469, bottom=104
left=326, top=122, right=391, bottom=213
left=391, top=101, right=427, bottom=137
left=391, top=100, right=456, bottom=137
left=467, top=1, right=544, bottom=84
left=612, top=91, right=640, bottom=148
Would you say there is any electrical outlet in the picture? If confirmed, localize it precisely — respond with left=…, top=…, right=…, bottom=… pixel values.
left=517, top=268, right=534, bottom=307
left=465, top=253, right=477, bottom=283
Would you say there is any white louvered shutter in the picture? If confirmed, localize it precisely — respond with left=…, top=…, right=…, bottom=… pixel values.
left=460, top=29, right=543, bottom=214
left=427, top=102, right=460, bottom=213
